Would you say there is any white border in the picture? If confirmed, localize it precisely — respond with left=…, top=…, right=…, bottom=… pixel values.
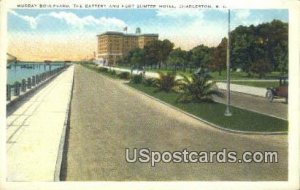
left=0, top=0, right=8, bottom=185
left=1, top=0, right=299, bottom=189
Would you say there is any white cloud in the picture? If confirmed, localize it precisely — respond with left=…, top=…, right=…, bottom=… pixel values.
left=9, top=10, right=38, bottom=29
left=48, top=12, right=126, bottom=29
left=9, top=10, right=127, bottom=30
left=49, top=12, right=83, bottom=26
left=235, top=10, right=251, bottom=20
left=231, top=10, right=264, bottom=29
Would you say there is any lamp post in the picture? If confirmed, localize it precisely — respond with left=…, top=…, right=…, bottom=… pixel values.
left=224, top=9, right=232, bottom=116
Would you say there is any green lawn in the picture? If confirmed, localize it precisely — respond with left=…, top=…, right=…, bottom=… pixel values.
left=80, top=63, right=119, bottom=79
left=127, top=83, right=288, bottom=132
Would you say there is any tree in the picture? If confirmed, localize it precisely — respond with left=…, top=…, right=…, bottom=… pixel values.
left=177, top=71, right=223, bottom=102
left=273, top=43, right=288, bottom=75
left=130, top=48, right=145, bottom=68
left=119, top=49, right=135, bottom=66
left=184, top=50, right=193, bottom=72
left=167, top=48, right=187, bottom=71
left=209, top=38, right=227, bottom=75
left=144, top=40, right=160, bottom=68
left=160, top=39, right=174, bottom=68
left=231, top=25, right=256, bottom=74
left=154, top=71, right=179, bottom=92
left=267, top=20, right=288, bottom=73
left=190, top=45, right=212, bottom=69
left=230, top=20, right=288, bottom=75
left=119, top=48, right=145, bottom=69
left=250, top=59, right=272, bottom=78
left=144, top=39, right=174, bottom=69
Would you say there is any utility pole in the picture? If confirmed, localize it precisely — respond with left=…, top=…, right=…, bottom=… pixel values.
left=224, top=9, right=232, bottom=117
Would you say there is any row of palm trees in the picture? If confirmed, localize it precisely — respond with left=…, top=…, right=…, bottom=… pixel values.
left=131, top=70, right=224, bottom=103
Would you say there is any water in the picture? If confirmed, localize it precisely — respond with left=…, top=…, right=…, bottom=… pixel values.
left=7, top=62, right=64, bottom=85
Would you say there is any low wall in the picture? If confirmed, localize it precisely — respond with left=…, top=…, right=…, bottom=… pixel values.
left=7, top=65, right=70, bottom=108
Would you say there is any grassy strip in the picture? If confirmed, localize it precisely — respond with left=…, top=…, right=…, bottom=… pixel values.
left=80, top=63, right=120, bottom=79
left=127, top=83, right=288, bottom=132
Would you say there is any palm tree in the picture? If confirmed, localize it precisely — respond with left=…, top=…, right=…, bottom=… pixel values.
left=177, top=71, right=223, bottom=102
left=154, top=71, right=179, bottom=92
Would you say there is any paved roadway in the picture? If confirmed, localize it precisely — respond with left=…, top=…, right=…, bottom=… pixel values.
left=213, top=90, right=288, bottom=120
left=63, top=65, right=287, bottom=181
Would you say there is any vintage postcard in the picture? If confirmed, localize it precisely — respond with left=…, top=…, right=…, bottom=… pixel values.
left=0, top=0, right=299, bottom=189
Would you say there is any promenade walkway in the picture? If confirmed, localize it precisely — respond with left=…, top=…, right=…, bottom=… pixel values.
left=6, top=65, right=74, bottom=181
left=63, top=65, right=287, bottom=181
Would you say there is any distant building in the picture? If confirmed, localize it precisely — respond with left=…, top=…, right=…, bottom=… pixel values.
left=96, top=29, right=158, bottom=66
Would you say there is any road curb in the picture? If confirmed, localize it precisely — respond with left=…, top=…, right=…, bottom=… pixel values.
left=54, top=66, right=75, bottom=181
left=126, top=83, right=287, bottom=136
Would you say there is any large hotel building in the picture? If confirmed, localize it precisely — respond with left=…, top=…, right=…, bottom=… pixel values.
left=96, top=29, right=158, bottom=66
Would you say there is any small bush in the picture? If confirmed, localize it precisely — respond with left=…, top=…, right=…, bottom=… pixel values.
left=108, top=70, right=116, bottom=75
left=176, top=73, right=223, bottom=103
left=98, top=67, right=108, bottom=72
left=143, top=77, right=156, bottom=87
left=154, top=71, right=178, bottom=92
left=118, top=71, right=131, bottom=80
left=130, top=74, right=143, bottom=84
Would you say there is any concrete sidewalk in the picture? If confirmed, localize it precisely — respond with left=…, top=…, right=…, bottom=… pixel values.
left=6, top=65, right=74, bottom=181
left=216, top=82, right=266, bottom=97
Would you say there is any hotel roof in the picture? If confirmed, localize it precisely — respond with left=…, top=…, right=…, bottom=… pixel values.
left=97, top=31, right=158, bottom=37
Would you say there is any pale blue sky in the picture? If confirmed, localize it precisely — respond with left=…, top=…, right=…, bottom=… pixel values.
left=8, top=9, right=288, bottom=34
left=7, top=9, right=288, bottom=60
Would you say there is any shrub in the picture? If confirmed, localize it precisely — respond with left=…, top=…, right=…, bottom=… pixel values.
left=143, top=77, right=156, bottom=87
left=108, top=70, right=116, bottom=75
left=130, top=74, right=143, bottom=84
left=154, top=71, right=179, bottom=92
left=118, top=71, right=131, bottom=80
left=98, top=67, right=108, bottom=72
left=177, top=73, right=224, bottom=103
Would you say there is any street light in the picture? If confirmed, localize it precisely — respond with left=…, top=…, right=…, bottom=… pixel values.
left=224, top=9, right=232, bottom=117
